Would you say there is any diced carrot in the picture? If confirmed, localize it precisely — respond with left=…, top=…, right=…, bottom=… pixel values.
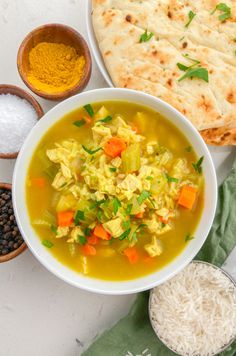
left=135, top=212, right=144, bottom=219
left=87, top=234, right=99, bottom=245
left=81, top=244, right=96, bottom=256
left=31, top=177, right=46, bottom=188
left=57, top=211, right=74, bottom=227
left=159, top=216, right=168, bottom=224
left=124, top=247, right=139, bottom=264
left=178, top=185, right=197, bottom=210
left=94, top=224, right=111, bottom=240
left=84, top=116, right=92, bottom=124
left=104, top=137, right=126, bottom=158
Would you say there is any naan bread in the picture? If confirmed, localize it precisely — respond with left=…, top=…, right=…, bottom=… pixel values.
left=201, top=127, right=236, bottom=145
left=92, top=0, right=236, bottom=145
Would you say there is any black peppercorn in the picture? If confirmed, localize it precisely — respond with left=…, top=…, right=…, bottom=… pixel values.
left=0, top=188, right=24, bottom=256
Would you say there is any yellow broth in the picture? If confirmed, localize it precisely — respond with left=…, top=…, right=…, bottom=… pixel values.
left=26, top=101, right=204, bottom=281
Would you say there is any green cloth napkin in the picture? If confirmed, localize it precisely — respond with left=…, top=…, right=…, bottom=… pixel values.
left=83, top=159, right=236, bottom=356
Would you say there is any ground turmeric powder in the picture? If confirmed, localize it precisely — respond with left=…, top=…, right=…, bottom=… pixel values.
left=27, top=42, right=85, bottom=94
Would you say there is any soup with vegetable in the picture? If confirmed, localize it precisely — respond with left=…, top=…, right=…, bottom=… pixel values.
left=26, top=101, right=204, bottom=281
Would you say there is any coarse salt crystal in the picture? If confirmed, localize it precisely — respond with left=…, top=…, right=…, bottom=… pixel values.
left=0, top=93, right=38, bottom=154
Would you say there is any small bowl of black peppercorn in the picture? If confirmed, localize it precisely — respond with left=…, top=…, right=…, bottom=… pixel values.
left=0, top=183, right=27, bottom=262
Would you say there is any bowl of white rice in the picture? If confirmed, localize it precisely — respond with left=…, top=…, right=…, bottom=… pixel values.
left=149, top=261, right=236, bottom=356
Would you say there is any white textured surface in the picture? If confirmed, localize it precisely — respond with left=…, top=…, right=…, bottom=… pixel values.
left=0, top=1, right=235, bottom=355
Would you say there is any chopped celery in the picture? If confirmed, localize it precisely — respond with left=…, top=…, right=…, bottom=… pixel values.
left=43, top=165, right=58, bottom=181
left=32, top=219, right=51, bottom=228
left=68, top=243, right=77, bottom=257
left=37, top=149, right=51, bottom=170
left=51, top=192, right=60, bottom=209
left=33, top=210, right=56, bottom=228
left=122, top=143, right=141, bottom=173
left=56, top=194, right=77, bottom=212
left=95, top=106, right=110, bottom=120
left=133, top=112, right=148, bottom=133
left=101, top=200, right=114, bottom=220
left=43, top=210, right=56, bottom=225
left=129, top=196, right=142, bottom=215
left=76, top=199, right=91, bottom=211
left=76, top=200, right=98, bottom=224
left=150, top=176, right=166, bottom=195
left=128, top=223, right=139, bottom=246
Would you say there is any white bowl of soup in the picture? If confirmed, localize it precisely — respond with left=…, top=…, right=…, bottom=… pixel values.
left=13, top=88, right=217, bottom=295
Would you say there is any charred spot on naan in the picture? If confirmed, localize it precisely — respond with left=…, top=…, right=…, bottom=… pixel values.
left=201, top=127, right=236, bottom=146
left=227, top=90, right=236, bottom=104
left=102, top=9, right=118, bottom=27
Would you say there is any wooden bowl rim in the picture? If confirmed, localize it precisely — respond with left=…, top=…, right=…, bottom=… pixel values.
left=17, top=23, right=92, bottom=101
left=0, top=84, right=44, bottom=159
left=0, top=182, right=27, bottom=263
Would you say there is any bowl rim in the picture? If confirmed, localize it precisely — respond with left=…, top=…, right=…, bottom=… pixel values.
left=0, top=182, right=27, bottom=263
left=17, top=23, right=92, bottom=101
left=0, top=84, right=44, bottom=159
left=149, top=260, right=236, bottom=355
left=12, top=88, right=218, bottom=294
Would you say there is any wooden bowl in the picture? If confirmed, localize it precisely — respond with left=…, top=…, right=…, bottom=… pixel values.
left=0, top=84, right=44, bottom=159
left=0, top=183, right=27, bottom=263
left=17, top=24, right=92, bottom=101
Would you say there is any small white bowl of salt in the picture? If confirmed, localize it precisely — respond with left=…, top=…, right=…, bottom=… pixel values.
left=149, top=260, right=236, bottom=356
left=0, top=84, right=43, bottom=159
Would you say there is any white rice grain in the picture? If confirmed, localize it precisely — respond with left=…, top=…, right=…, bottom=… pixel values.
left=150, top=262, right=236, bottom=356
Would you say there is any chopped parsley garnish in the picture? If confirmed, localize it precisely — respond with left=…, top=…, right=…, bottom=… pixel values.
left=179, top=36, right=185, bottom=41
left=129, top=223, right=147, bottom=241
left=82, top=145, right=102, bottom=155
left=185, top=234, right=195, bottom=242
left=139, top=29, right=154, bottom=43
left=97, top=209, right=103, bottom=222
left=182, top=53, right=200, bottom=65
left=50, top=225, right=57, bottom=235
left=185, top=10, right=196, bottom=28
left=98, top=115, right=112, bottom=123
left=74, top=210, right=85, bottom=225
left=126, top=204, right=133, bottom=215
left=185, top=146, right=193, bottom=152
left=137, top=223, right=147, bottom=231
left=148, top=197, right=156, bottom=208
left=192, top=156, right=204, bottom=174
left=211, top=3, right=231, bottom=22
left=83, top=104, right=94, bottom=117
left=84, top=227, right=92, bottom=237
left=78, top=235, right=87, bottom=245
left=146, top=176, right=153, bottom=181
left=137, top=190, right=151, bottom=205
left=179, top=67, right=209, bottom=83
left=177, top=54, right=208, bottom=83
left=161, top=222, right=166, bottom=228
left=177, top=63, right=189, bottom=71
left=42, top=239, right=54, bottom=248
left=123, top=220, right=131, bottom=230
left=119, top=228, right=131, bottom=240
left=109, top=167, right=117, bottom=172
left=113, top=197, right=121, bottom=215
left=73, top=119, right=86, bottom=127
left=165, top=174, right=179, bottom=183
left=89, top=199, right=106, bottom=210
